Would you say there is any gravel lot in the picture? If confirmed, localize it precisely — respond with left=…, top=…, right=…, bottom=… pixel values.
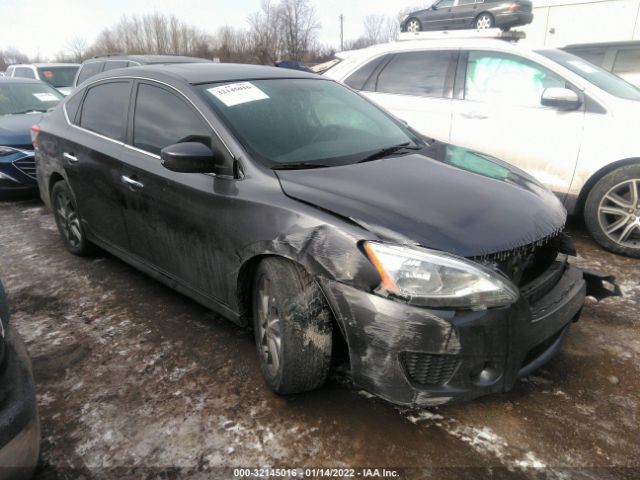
left=0, top=197, right=638, bottom=480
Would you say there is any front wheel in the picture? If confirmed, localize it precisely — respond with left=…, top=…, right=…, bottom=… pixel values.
left=51, top=181, right=94, bottom=256
left=584, top=164, right=640, bottom=258
left=405, top=18, right=422, bottom=33
left=475, top=13, right=495, bottom=29
left=252, top=258, right=333, bottom=395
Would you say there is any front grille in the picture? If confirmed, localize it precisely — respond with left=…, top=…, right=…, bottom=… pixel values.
left=401, top=352, right=459, bottom=386
left=12, top=156, right=37, bottom=180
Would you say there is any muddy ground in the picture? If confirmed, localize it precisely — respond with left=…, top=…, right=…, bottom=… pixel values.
left=0, top=197, right=638, bottom=480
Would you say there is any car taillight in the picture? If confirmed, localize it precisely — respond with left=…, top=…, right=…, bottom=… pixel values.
left=31, top=124, right=41, bottom=149
left=508, top=2, right=523, bottom=11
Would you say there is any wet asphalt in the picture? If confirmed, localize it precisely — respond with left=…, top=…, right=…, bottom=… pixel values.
left=0, top=197, right=638, bottom=480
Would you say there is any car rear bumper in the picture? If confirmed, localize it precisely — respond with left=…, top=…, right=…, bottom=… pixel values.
left=320, top=261, right=588, bottom=406
left=0, top=324, right=40, bottom=477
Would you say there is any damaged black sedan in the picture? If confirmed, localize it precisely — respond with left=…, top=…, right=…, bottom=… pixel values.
left=34, top=64, right=618, bottom=406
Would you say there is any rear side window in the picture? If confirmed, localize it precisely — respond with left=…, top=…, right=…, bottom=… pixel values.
left=133, top=83, right=210, bottom=156
left=14, top=67, right=36, bottom=79
left=79, top=81, right=131, bottom=141
left=567, top=47, right=607, bottom=67
left=76, top=62, right=104, bottom=86
left=102, top=61, right=129, bottom=72
left=613, top=48, right=640, bottom=77
left=64, top=92, right=84, bottom=124
left=376, top=51, right=456, bottom=98
left=344, top=56, right=388, bottom=91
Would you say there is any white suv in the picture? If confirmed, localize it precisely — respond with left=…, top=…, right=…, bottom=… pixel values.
left=324, top=37, right=640, bottom=257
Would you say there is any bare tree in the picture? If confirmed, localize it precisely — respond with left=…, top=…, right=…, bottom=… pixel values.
left=278, top=0, right=320, bottom=61
left=247, top=0, right=282, bottom=64
left=65, top=36, right=88, bottom=62
left=363, top=14, right=386, bottom=45
left=0, top=47, right=29, bottom=70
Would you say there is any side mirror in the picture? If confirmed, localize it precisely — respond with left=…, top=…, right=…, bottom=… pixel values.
left=431, top=4, right=438, bottom=10
left=160, top=142, right=226, bottom=174
left=541, top=87, right=582, bottom=110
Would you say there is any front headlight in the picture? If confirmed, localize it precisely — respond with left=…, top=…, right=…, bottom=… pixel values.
left=363, top=242, right=519, bottom=310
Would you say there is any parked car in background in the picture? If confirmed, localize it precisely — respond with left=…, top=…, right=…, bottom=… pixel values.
left=0, top=279, right=40, bottom=479
left=325, top=36, right=640, bottom=257
left=5, top=63, right=79, bottom=96
left=563, top=41, right=640, bottom=88
left=34, top=63, right=617, bottom=406
left=400, top=0, right=533, bottom=32
left=72, top=54, right=212, bottom=89
left=0, top=77, right=63, bottom=195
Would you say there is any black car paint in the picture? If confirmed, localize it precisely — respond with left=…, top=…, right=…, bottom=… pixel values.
left=401, top=0, right=533, bottom=32
left=35, top=64, right=611, bottom=406
left=0, top=280, right=40, bottom=477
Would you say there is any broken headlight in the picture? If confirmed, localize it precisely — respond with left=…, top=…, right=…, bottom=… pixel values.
left=363, top=242, right=519, bottom=310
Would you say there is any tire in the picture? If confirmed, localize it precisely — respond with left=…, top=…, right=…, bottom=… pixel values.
left=252, top=257, right=333, bottom=395
left=475, top=13, right=495, bottom=29
left=405, top=18, right=422, bottom=33
left=584, top=163, right=640, bottom=258
left=51, top=181, right=94, bottom=256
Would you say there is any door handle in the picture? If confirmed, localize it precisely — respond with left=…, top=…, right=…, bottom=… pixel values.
left=460, top=112, right=489, bottom=120
left=121, top=175, right=144, bottom=190
left=63, top=152, right=78, bottom=163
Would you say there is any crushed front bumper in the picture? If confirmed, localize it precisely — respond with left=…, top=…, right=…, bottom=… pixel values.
left=320, top=261, right=616, bottom=406
left=0, top=324, right=40, bottom=479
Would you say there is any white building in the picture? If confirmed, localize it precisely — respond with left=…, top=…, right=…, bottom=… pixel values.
left=520, top=0, right=640, bottom=47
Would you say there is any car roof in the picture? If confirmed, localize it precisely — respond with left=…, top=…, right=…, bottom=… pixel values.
left=0, top=76, right=45, bottom=84
left=9, top=63, right=80, bottom=68
left=89, top=62, right=322, bottom=85
left=84, top=55, right=211, bottom=64
left=564, top=41, right=640, bottom=49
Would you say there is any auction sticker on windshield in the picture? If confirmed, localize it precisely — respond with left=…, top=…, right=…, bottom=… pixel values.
left=207, top=82, right=269, bottom=107
left=33, top=92, right=59, bottom=102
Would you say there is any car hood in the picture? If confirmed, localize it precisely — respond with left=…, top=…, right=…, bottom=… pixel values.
left=0, top=113, right=43, bottom=147
left=275, top=143, right=567, bottom=258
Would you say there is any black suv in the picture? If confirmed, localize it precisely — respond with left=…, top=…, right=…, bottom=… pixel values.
left=401, top=0, right=533, bottom=32
left=72, top=54, right=211, bottom=89
left=34, top=63, right=616, bottom=406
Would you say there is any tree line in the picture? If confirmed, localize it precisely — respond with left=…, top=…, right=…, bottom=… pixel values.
left=1, top=1, right=429, bottom=70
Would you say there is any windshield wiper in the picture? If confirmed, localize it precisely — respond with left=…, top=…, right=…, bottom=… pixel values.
left=271, top=162, right=332, bottom=170
left=357, top=143, right=421, bottom=164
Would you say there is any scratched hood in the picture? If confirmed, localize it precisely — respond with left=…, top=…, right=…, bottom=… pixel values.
left=0, top=113, right=43, bottom=147
left=276, top=143, right=567, bottom=257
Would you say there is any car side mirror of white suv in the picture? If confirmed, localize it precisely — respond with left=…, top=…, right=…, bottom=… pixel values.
left=541, top=87, right=582, bottom=111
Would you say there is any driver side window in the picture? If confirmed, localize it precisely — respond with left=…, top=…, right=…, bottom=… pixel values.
left=437, top=0, right=457, bottom=8
left=465, top=51, right=566, bottom=107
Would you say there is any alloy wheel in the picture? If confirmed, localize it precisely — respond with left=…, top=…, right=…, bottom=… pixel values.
left=598, top=178, right=640, bottom=249
left=406, top=19, right=421, bottom=33
left=55, top=190, right=82, bottom=249
left=476, top=14, right=493, bottom=29
left=256, top=275, right=282, bottom=377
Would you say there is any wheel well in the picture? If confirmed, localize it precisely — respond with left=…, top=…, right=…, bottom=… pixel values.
left=236, top=254, right=350, bottom=366
left=48, top=172, right=65, bottom=200
left=575, top=158, right=640, bottom=216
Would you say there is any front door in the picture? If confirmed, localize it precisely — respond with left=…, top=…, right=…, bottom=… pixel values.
left=424, top=0, right=457, bottom=30
left=450, top=50, right=585, bottom=200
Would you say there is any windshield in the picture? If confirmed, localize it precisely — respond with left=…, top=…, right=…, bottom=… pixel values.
left=37, top=66, right=79, bottom=88
left=0, top=82, right=63, bottom=115
left=198, top=78, right=423, bottom=167
left=537, top=49, right=640, bottom=101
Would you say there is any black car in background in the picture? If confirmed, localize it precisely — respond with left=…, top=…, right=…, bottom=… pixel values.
left=0, top=77, right=63, bottom=195
left=72, top=54, right=212, bottom=89
left=563, top=41, right=640, bottom=88
left=34, top=63, right=614, bottom=406
left=401, top=0, right=533, bottom=32
left=0, top=279, right=40, bottom=479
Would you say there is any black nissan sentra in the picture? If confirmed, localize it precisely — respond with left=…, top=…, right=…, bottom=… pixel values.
left=33, top=64, right=618, bottom=406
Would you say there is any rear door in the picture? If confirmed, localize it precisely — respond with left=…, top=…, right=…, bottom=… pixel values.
left=63, top=80, right=132, bottom=250
left=451, top=0, right=479, bottom=28
left=449, top=50, right=584, bottom=199
left=360, top=49, right=458, bottom=142
left=120, top=80, right=234, bottom=303
left=424, top=0, right=457, bottom=30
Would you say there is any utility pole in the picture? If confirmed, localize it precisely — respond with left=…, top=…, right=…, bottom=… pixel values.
left=339, top=14, right=344, bottom=51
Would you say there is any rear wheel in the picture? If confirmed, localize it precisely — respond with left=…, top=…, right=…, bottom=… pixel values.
left=405, top=18, right=422, bottom=33
left=252, top=258, right=333, bottom=395
left=584, top=164, right=640, bottom=258
left=51, top=181, right=94, bottom=256
left=475, top=13, right=495, bottom=29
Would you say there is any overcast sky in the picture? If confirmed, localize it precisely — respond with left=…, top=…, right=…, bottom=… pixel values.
left=0, top=0, right=424, bottom=59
